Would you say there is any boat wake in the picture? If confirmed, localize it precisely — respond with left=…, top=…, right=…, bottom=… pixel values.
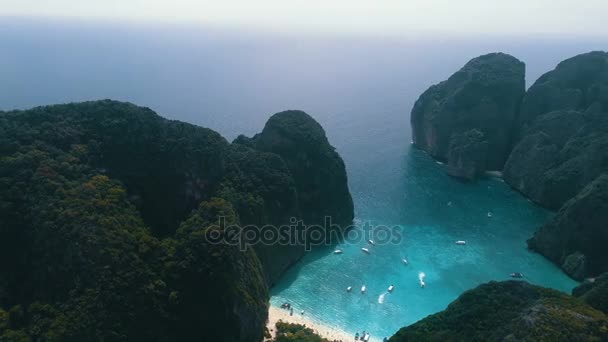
left=378, top=292, right=388, bottom=304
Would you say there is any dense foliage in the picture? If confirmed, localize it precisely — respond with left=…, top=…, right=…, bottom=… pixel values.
left=0, top=100, right=353, bottom=340
left=573, top=273, right=608, bottom=314
left=390, top=281, right=608, bottom=342
left=273, top=321, right=331, bottom=342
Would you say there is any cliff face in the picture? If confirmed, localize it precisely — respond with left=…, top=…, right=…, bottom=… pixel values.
left=252, top=110, right=354, bottom=226
left=516, top=51, right=608, bottom=139
left=390, top=281, right=608, bottom=341
left=234, top=110, right=355, bottom=285
left=0, top=101, right=353, bottom=340
left=504, top=51, right=608, bottom=209
left=411, top=53, right=525, bottom=178
left=527, top=174, right=608, bottom=280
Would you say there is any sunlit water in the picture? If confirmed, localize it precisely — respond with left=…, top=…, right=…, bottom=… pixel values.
left=3, top=19, right=596, bottom=340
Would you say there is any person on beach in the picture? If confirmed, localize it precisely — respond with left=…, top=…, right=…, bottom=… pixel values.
left=290, top=308, right=293, bottom=316
left=301, top=310, right=305, bottom=316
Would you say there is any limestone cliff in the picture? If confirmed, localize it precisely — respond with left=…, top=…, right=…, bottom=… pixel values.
left=234, top=110, right=354, bottom=285
left=527, top=174, right=608, bottom=280
left=504, top=51, right=608, bottom=209
left=411, top=53, right=525, bottom=179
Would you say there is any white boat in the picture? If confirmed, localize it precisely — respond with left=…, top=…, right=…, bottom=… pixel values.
left=368, top=239, right=375, bottom=245
left=361, top=285, right=366, bottom=293
left=363, top=333, right=371, bottom=341
left=487, top=212, right=493, bottom=218
left=346, top=286, right=352, bottom=292
left=388, top=285, right=394, bottom=292
left=334, top=249, right=343, bottom=254
left=402, top=258, right=409, bottom=265
left=361, top=247, right=370, bottom=254
left=455, top=240, right=466, bottom=245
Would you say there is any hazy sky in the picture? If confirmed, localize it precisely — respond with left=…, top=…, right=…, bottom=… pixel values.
left=1, top=0, right=607, bottom=36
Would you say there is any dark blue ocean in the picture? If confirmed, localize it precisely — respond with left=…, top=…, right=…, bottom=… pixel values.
left=3, top=18, right=605, bottom=340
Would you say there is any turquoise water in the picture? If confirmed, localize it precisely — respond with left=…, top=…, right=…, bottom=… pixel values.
left=270, top=145, right=578, bottom=339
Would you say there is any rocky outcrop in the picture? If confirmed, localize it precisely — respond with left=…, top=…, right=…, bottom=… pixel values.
left=527, top=174, right=608, bottom=280
left=516, top=51, right=608, bottom=139
left=252, top=110, right=354, bottom=226
left=573, top=273, right=608, bottom=314
left=411, top=53, right=525, bottom=178
left=390, top=281, right=608, bottom=341
left=234, top=110, right=354, bottom=285
left=504, top=51, right=608, bottom=209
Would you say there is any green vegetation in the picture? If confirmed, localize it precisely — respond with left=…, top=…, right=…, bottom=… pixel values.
left=573, top=273, right=608, bottom=314
left=390, top=281, right=608, bottom=341
left=0, top=100, right=353, bottom=341
left=273, top=321, right=331, bottom=342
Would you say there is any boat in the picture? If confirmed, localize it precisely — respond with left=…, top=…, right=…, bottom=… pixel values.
left=388, top=285, right=394, bottom=292
left=363, top=333, right=371, bottom=341
left=455, top=240, right=466, bottom=245
left=347, top=286, right=352, bottom=292
left=368, top=239, right=375, bottom=245
left=334, top=249, right=343, bottom=254
left=361, top=247, right=370, bottom=254
left=510, top=272, right=524, bottom=278
left=402, top=258, right=408, bottom=265
left=361, top=285, right=366, bottom=293
left=487, top=212, right=493, bottom=218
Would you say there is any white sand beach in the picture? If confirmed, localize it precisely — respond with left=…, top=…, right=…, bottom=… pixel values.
left=267, top=306, right=376, bottom=342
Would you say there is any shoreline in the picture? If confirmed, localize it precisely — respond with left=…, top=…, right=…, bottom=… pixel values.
left=267, top=305, right=382, bottom=342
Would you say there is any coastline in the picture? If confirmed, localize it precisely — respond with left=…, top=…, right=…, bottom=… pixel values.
left=267, top=305, right=381, bottom=342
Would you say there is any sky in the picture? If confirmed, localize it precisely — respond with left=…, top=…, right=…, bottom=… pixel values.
left=1, top=0, right=607, bottom=36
